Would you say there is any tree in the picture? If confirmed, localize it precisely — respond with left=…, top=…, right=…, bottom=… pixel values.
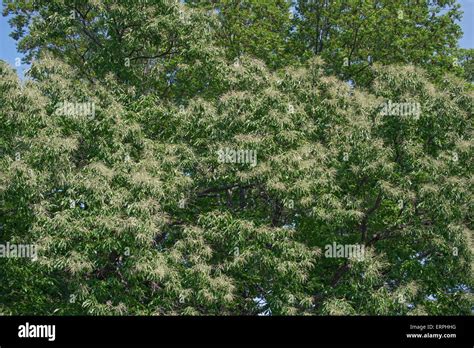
left=5, top=0, right=467, bottom=85
left=1, top=0, right=472, bottom=316
left=2, top=0, right=226, bottom=99
left=1, top=51, right=472, bottom=314
left=292, top=0, right=464, bottom=84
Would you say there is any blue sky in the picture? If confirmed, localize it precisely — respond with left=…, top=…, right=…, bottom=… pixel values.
left=0, top=0, right=473, bottom=79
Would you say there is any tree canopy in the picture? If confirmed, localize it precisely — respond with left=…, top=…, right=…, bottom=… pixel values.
left=0, top=0, right=472, bottom=315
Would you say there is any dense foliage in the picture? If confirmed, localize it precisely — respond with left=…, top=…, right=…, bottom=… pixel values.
left=0, top=0, right=472, bottom=315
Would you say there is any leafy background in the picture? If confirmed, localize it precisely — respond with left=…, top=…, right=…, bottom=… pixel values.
left=0, top=0, right=472, bottom=315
